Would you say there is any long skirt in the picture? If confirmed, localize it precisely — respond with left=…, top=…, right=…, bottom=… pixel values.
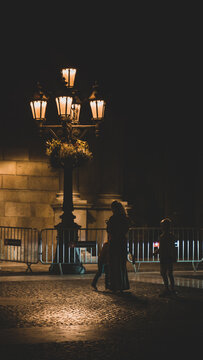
left=109, top=249, right=130, bottom=291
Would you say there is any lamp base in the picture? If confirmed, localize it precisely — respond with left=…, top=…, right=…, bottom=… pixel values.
left=49, top=263, right=86, bottom=275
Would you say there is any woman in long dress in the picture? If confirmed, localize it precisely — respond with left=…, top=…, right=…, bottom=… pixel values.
left=107, top=201, right=130, bottom=292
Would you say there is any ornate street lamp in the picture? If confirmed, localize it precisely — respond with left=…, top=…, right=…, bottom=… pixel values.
left=30, top=66, right=105, bottom=274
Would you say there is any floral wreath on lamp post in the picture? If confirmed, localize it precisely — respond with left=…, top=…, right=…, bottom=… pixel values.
left=46, top=138, right=93, bottom=168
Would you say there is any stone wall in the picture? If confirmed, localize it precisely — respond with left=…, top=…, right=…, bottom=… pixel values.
left=0, top=144, right=130, bottom=231
left=0, top=147, right=59, bottom=229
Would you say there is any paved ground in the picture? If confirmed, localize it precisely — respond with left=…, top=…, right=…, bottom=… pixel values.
left=0, top=264, right=202, bottom=359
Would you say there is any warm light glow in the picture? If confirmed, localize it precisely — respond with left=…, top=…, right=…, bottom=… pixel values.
left=56, top=96, right=73, bottom=118
left=30, top=100, right=47, bottom=120
left=61, top=68, right=77, bottom=88
left=70, top=103, right=81, bottom=123
left=90, top=100, right=105, bottom=120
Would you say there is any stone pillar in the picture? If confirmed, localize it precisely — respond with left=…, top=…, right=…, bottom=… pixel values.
left=86, top=193, right=130, bottom=229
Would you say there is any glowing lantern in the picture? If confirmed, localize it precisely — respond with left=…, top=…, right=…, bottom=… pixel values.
left=70, top=103, right=81, bottom=123
left=70, top=92, right=81, bottom=123
left=89, top=83, right=105, bottom=121
left=61, top=67, right=77, bottom=88
left=55, top=96, right=73, bottom=120
left=30, top=83, right=48, bottom=123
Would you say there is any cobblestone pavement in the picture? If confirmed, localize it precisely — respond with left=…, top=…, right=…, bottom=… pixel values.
left=0, top=273, right=202, bottom=360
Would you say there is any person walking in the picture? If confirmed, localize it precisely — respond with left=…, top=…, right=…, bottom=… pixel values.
left=91, top=241, right=110, bottom=291
left=154, top=217, right=177, bottom=296
left=106, top=201, right=130, bottom=292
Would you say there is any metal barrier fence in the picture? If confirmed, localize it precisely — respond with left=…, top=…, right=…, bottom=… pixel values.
left=0, top=226, right=39, bottom=272
left=39, top=228, right=108, bottom=265
left=39, top=227, right=203, bottom=272
left=127, top=227, right=203, bottom=271
left=1, top=226, right=202, bottom=272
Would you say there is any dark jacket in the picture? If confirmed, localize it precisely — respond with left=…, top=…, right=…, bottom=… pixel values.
left=158, top=232, right=177, bottom=264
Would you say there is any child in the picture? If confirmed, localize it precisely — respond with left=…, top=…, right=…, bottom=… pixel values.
left=154, top=218, right=177, bottom=296
left=91, top=241, right=110, bottom=291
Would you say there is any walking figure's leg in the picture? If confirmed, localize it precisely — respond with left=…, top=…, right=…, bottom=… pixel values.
left=159, top=263, right=170, bottom=296
left=91, top=262, right=103, bottom=290
left=168, top=263, right=176, bottom=294
left=104, top=264, right=110, bottom=289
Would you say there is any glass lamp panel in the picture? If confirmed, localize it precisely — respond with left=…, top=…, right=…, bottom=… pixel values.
left=70, top=103, right=81, bottom=123
left=55, top=98, right=60, bottom=116
left=90, top=101, right=97, bottom=119
left=30, top=102, right=35, bottom=118
left=97, top=100, right=105, bottom=119
left=62, top=68, right=77, bottom=88
left=41, top=101, right=47, bottom=119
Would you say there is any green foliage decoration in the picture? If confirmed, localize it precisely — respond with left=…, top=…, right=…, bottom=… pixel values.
left=46, top=138, right=93, bottom=168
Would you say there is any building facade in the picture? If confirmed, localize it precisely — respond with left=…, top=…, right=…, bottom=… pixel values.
left=0, top=141, right=129, bottom=230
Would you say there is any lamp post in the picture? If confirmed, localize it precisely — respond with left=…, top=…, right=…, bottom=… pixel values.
left=30, top=67, right=105, bottom=273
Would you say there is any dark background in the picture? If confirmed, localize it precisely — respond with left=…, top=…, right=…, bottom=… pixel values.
left=1, top=5, right=202, bottom=226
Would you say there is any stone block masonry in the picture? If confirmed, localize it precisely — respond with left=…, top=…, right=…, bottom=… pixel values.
left=0, top=147, right=60, bottom=229
left=0, top=145, right=130, bottom=231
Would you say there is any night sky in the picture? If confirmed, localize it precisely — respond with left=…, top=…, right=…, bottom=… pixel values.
left=2, top=6, right=202, bottom=226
